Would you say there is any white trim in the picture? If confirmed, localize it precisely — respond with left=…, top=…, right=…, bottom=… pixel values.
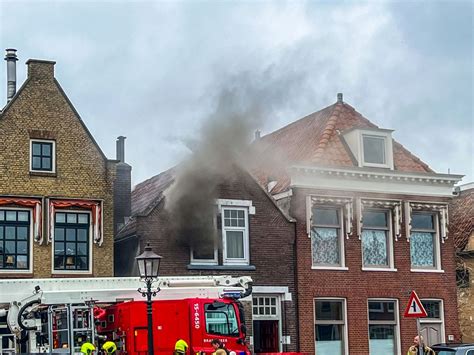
left=0, top=206, right=34, bottom=274
left=410, top=212, right=442, bottom=271
left=314, top=297, right=349, bottom=355
left=190, top=215, right=218, bottom=265
left=362, top=267, right=398, bottom=272
left=410, top=269, right=445, bottom=273
left=29, top=139, right=56, bottom=173
left=221, top=206, right=250, bottom=265
left=252, top=294, right=283, bottom=352
left=312, top=266, right=349, bottom=271
left=367, top=298, right=401, bottom=355
left=459, top=182, right=474, bottom=191
left=216, top=199, right=255, bottom=215
left=273, top=189, right=293, bottom=200
left=50, top=209, right=93, bottom=275
left=253, top=286, right=292, bottom=301
left=289, top=165, right=462, bottom=197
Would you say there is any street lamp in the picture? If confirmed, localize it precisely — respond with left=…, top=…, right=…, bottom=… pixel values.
left=136, top=242, right=162, bottom=355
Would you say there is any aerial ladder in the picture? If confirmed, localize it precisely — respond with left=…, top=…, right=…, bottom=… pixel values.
left=0, top=275, right=252, bottom=354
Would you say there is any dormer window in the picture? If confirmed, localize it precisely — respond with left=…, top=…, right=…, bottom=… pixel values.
left=342, top=128, right=394, bottom=169
left=362, top=135, right=386, bottom=165
left=30, top=139, right=55, bottom=173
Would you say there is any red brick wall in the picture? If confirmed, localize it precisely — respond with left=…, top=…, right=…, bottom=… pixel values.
left=291, top=188, right=460, bottom=355
left=131, top=167, right=299, bottom=351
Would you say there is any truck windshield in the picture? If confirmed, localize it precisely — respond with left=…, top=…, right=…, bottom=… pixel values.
left=204, top=303, right=239, bottom=336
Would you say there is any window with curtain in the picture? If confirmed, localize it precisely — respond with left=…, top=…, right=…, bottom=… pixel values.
left=410, top=213, right=438, bottom=269
left=0, top=209, right=30, bottom=270
left=314, top=299, right=346, bottom=355
left=311, top=207, right=342, bottom=267
left=368, top=300, right=398, bottom=355
left=362, top=210, right=391, bottom=268
left=54, top=211, right=90, bottom=271
left=222, top=207, right=249, bottom=265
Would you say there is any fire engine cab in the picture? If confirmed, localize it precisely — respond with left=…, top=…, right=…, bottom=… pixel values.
left=0, top=275, right=252, bottom=354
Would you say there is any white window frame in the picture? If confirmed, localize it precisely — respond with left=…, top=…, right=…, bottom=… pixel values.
left=314, top=297, right=348, bottom=355
left=252, top=294, right=283, bottom=352
left=367, top=298, right=401, bottom=355
left=30, top=139, right=56, bottom=173
left=361, top=208, right=395, bottom=271
left=221, top=206, right=250, bottom=265
left=420, top=299, right=445, bottom=344
left=311, top=206, right=347, bottom=270
left=0, top=207, right=34, bottom=274
left=359, top=131, right=393, bottom=169
left=51, top=209, right=92, bottom=275
left=410, top=212, right=442, bottom=272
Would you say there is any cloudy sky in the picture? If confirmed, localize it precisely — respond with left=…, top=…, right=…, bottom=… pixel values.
left=1, top=0, right=472, bottom=186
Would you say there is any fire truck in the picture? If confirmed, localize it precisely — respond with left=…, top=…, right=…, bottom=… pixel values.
left=0, top=275, right=252, bottom=354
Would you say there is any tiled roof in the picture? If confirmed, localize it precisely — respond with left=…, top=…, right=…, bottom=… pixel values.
left=251, top=100, right=434, bottom=193
left=450, top=186, right=474, bottom=251
left=131, top=167, right=176, bottom=216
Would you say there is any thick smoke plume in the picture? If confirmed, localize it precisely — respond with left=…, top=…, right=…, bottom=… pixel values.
left=165, top=65, right=310, bottom=252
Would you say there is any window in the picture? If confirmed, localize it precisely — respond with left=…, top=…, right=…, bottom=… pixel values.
left=0, top=209, right=30, bottom=270
left=410, top=213, right=439, bottom=269
left=222, top=207, right=249, bottom=265
left=30, top=139, right=55, bottom=172
left=205, top=302, right=239, bottom=336
left=362, top=210, right=393, bottom=268
left=363, top=135, right=386, bottom=165
left=253, top=296, right=278, bottom=317
left=314, top=299, right=347, bottom=355
left=311, top=207, right=344, bottom=267
left=54, top=212, right=90, bottom=271
left=368, top=300, right=399, bottom=355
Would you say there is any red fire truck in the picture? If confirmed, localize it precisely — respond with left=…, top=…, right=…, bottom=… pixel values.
left=0, top=275, right=252, bottom=354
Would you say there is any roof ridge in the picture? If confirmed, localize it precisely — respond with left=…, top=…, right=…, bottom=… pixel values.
left=260, top=103, right=336, bottom=140
left=311, top=104, right=342, bottom=161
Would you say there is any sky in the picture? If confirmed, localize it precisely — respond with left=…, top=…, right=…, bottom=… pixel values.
left=0, top=0, right=472, bottom=187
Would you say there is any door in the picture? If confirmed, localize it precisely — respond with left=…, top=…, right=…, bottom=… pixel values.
left=420, top=323, right=442, bottom=346
left=134, top=327, right=149, bottom=354
left=253, top=320, right=279, bottom=353
left=252, top=295, right=282, bottom=353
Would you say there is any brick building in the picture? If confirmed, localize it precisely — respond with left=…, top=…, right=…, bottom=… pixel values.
left=0, top=49, right=118, bottom=278
left=115, top=164, right=298, bottom=353
left=252, top=93, right=463, bottom=355
left=450, top=183, right=474, bottom=343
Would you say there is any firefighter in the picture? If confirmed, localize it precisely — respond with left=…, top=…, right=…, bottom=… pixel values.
left=174, top=339, right=189, bottom=355
left=80, top=341, right=96, bottom=354
left=102, top=341, right=117, bottom=354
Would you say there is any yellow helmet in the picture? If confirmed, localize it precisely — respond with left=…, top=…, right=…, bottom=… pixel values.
left=102, top=341, right=117, bottom=354
left=80, top=342, right=96, bottom=354
left=175, top=339, right=189, bottom=352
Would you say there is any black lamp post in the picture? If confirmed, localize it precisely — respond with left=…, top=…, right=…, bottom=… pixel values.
left=136, top=243, right=162, bottom=355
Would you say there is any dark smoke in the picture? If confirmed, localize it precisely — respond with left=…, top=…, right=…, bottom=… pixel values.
left=165, top=65, right=311, bottom=252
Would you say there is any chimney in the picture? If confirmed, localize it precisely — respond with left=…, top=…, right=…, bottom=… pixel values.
left=25, top=59, right=56, bottom=80
left=4, top=48, right=18, bottom=102
left=254, top=130, right=261, bottom=141
left=116, top=136, right=126, bottom=162
left=337, top=93, right=343, bottom=103
left=113, top=136, right=132, bottom=235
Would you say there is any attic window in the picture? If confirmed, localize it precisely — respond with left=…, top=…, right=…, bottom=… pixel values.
left=30, top=139, right=55, bottom=173
left=363, top=135, right=386, bottom=165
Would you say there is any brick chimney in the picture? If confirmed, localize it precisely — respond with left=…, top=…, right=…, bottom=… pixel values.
left=113, top=136, right=132, bottom=235
left=25, top=59, right=56, bottom=81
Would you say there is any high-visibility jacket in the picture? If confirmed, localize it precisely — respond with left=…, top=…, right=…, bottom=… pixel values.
left=175, top=339, right=189, bottom=353
left=102, top=341, right=117, bottom=354
left=80, top=342, right=96, bottom=354
left=407, top=345, right=436, bottom=355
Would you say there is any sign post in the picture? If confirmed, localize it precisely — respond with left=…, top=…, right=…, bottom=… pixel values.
left=404, top=290, right=428, bottom=355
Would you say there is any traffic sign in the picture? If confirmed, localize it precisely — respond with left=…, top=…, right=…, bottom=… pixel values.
left=404, top=290, right=427, bottom=318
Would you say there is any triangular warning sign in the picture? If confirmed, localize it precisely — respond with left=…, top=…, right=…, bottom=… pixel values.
left=404, top=290, right=427, bottom=318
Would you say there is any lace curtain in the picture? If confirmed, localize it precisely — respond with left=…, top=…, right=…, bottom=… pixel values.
left=410, top=232, right=434, bottom=267
left=362, top=230, right=388, bottom=266
left=311, top=227, right=339, bottom=265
